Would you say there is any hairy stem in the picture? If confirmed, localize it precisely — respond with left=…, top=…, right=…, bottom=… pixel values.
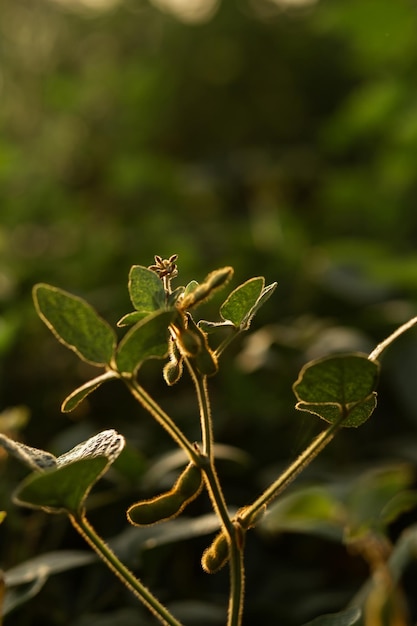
left=369, top=315, right=417, bottom=362
left=123, top=377, right=199, bottom=465
left=240, top=416, right=344, bottom=527
left=186, top=360, right=245, bottom=626
left=69, top=513, right=183, bottom=626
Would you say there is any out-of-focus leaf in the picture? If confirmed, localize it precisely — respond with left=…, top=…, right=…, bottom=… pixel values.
left=166, top=600, right=225, bottom=625
left=346, top=464, right=417, bottom=539
left=109, top=513, right=225, bottom=563
left=72, top=608, right=150, bottom=626
left=115, top=310, right=174, bottom=375
left=301, top=607, right=361, bottom=626
left=3, top=550, right=95, bottom=616
left=33, top=284, right=116, bottom=366
left=260, top=485, right=345, bottom=541
left=293, top=353, right=379, bottom=427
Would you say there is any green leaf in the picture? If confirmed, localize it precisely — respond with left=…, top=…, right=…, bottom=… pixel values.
left=293, top=353, right=380, bottom=427
left=220, top=277, right=264, bottom=327
left=33, top=284, right=116, bottom=366
left=117, top=311, right=152, bottom=327
left=345, top=464, right=417, bottom=539
left=115, top=309, right=174, bottom=375
left=13, top=429, right=125, bottom=514
left=220, top=278, right=277, bottom=331
left=61, top=371, right=117, bottom=413
left=295, top=393, right=378, bottom=428
left=13, top=457, right=109, bottom=514
left=128, top=265, right=166, bottom=313
left=0, top=511, right=6, bottom=524
left=301, top=607, right=361, bottom=626
left=3, top=550, right=95, bottom=616
left=260, top=485, right=344, bottom=541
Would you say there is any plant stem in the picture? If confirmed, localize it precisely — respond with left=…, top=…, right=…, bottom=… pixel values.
left=240, top=417, right=343, bottom=527
left=369, top=315, right=417, bottom=361
left=185, top=362, right=214, bottom=460
left=185, top=359, right=245, bottom=626
left=124, top=377, right=199, bottom=465
left=69, top=513, right=183, bottom=626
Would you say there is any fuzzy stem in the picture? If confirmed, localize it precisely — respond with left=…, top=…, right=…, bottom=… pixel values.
left=240, top=416, right=344, bottom=527
left=69, top=513, right=183, bottom=626
left=369, top=315, right=417, bottom=362
left=123, top=377, right=199, bottom=465
left=185, top=359, right=245, bottom=626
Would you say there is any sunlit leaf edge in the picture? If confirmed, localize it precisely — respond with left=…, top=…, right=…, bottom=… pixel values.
left=295, top=392, right=377, bottom=427
left=220, top=277, right=265, bottom=327
left=115, top=309, right=174, bottom=375
left=33, top=284, right=117, bottom=366
left=293, top=353, right=380, bottom=405
left=128, top=265, right=166, bottom=312
left=13, top=457, right=109, bottom=514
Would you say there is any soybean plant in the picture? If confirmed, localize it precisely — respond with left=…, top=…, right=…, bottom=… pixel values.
left=1, top=255, right=417, bottom=626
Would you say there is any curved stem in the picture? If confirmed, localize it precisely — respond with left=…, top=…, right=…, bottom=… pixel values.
left=69, top=513, right=183, bottom=626
left=123, top=377, right=199, bottom=465
left=369, top=315, right=417, bottom=362
left=185, top=359, right=244, bottom=626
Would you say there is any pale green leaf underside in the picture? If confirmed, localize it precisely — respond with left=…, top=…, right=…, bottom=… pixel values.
left=128, top=265, right=166, bottom=313
left=33, top=284, right=116, bottom=366
left=13, top=457, right=109, bottom=514
left=115, top=309, right=174, bottom=374
left=301, top=607, right=361, bottom=626
left=295, top=393, right=377, bottom=427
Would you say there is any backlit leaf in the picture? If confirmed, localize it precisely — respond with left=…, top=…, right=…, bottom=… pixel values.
left=220, top=277, right=264, bottom=327
left=128, top=266, right=166, bottom=313
left=61, top=371, right=117, bottom=413
left=293, top=353, right=379, bottom=427
left=115, top=310, right=174, bottom=375
left=33, top=284, right=116, bottom=366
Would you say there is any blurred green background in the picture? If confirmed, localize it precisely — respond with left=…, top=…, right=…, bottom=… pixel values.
left=2, top=0, right=417, bottom=624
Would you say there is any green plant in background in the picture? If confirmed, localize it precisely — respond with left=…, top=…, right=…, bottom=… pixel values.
left=1, top=256, right=417, bottom=626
